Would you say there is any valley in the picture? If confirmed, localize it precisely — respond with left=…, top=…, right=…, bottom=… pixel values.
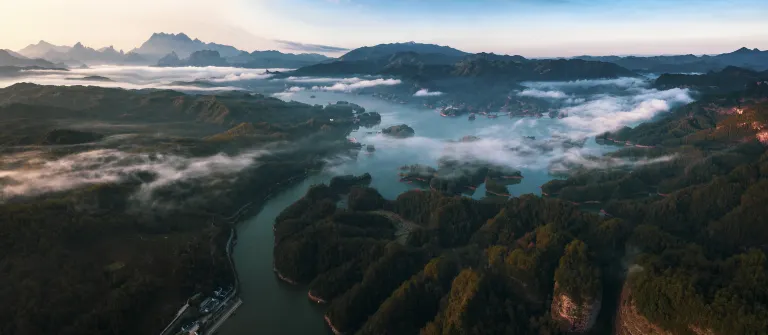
left=1, top=19, right=768, bottom=335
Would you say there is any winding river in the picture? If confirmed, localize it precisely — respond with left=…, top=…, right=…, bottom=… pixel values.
left=217, top=90, right=617, bottom=335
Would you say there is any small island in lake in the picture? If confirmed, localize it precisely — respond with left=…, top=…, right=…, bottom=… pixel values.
left=382, top=124, right=415, bottom=138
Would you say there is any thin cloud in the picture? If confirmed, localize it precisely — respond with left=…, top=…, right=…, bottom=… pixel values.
left=548, top=151, right=679, bottom=174
left=413, top=88, right=444, bottom=97
left=282, top=76, right=371, bottom=83
left=522, top=77, right=646, bottom=90
left=0, top=148, right=267, bottom=203
left=2, top=65, right=287, bottom=91
left=274, top=40, right=349, bottom=54
left=517, top=88, right=568, bottom=99
left=325, top=77, right=695, bottom=179
left=208, top=72, right=274, bottom=82
left=311, top=78, right=401, bottom=91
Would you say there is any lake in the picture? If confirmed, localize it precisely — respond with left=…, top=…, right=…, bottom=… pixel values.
left=0, top=66, right=690, bottom=334
left=217, top=89, right=618, bottom=335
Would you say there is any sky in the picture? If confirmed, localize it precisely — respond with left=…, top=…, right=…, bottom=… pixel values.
left=1, top=0, right=767, bottom=57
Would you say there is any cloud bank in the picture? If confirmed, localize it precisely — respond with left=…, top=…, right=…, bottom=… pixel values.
left=413, top=89, right=444, bottom=97
left=272, top=86, right=305, bottom=99
left=282, top=76, right=366, bottom=83
left=521, top=77, right=647, bottom=90
left=208, top=72, right=274, bottom=82
left=311, top=78, right=401, bottom=92
left=323, top=76, right=696, bottom=181
left=0, top=148, right=266, bottom=203
left=559, top=87, right=692, bottom=137
left=517, top=88, right=568, bottom=99
left=0, top=66, right=289, bottom=91
left=274, top=40, right=350, bottom=54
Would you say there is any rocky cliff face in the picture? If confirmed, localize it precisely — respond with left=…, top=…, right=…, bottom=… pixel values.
left=550, top=283, right=601, bottom=333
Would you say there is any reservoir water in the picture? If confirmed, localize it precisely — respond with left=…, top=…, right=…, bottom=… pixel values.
left=218, top=90, right=615, bottom=335
left=0, top=67, right=694, bottom=335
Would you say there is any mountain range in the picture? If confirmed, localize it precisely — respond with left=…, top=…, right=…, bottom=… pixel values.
left=17, top=40, right=71, bottom=58
left=282, top=46, right=635, bottom=116
left=338, top=41, right=468, bottom=62
left=131, top=32, right=242, bottom=60
left=292, top=48, right=634, bottom=82
left=653, top=65, right=768, bottom=93
left=40, top=42, right=146, bottom=66
left=14, top=33, right=334, bottom=68
left=8, top=34, right=768, bottom=76
left=157, top=49, right=333, bottom=68
left=575, top=47, right=768, bottom=72
left=0, top=49, right=58, bottom=68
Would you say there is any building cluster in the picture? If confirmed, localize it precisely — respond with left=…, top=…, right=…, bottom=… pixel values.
left=178, top=286, right=234, bottom=335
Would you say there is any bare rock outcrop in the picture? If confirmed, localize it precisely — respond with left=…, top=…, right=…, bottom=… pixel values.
left=550, top=240, right=602, bottom=333
left=551, top=283, right=602, bottom=333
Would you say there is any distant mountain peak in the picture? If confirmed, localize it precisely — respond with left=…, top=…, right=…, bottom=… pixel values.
left=176, top=33, right=192, bottom=41
left=720, top=65, right=758, bottom=74
left=17, top=40, right=72, bottom=58
left=73, top=42, right=85, bottom=49
left=148, top=32, right=192, bottom=41
left=339, top=41, right=468, bottom=62
left=0, top=48, right=57, bottom=67
left=135, top=32, right=242, bottom=59
left=733, top=47, right=757, bottom=54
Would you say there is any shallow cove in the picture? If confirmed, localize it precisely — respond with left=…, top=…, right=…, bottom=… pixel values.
left=219, top=90, right=614, bottom=334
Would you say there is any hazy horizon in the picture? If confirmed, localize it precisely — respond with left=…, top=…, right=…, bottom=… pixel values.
left=1, top=0, right=768, bottom=57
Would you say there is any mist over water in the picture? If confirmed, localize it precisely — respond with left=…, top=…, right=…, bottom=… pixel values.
left=0, top=66, right=290, bottom=91
left=0, top=66, right=695, bottom=200
left=0, top=146, right=269, bottom=204
left=0, top=66, right=698, bottom=335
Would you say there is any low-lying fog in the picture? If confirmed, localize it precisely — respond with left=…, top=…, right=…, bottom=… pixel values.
left=0, top=66, right=694, bottom=202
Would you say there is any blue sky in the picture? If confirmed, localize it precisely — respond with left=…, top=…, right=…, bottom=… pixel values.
left=2, top=0, right=767, bottom=57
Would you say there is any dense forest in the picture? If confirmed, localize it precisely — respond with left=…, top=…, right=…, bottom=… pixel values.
left=4, top=72, right=768, bottom=335
left=273, top=81, right=768, bottom=335
left=653, top=66, right=768, bottom=94
left=0, top=84, right=375, bottom=335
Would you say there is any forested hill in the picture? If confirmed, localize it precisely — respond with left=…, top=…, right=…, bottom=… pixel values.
left=0, top=84, right=371, bottom=335
left=544, top=81, right=768, bottom=334
left=575, top=47, right=768, bottom=73
left=273, top=82, right=768, bottom=335
left=338, top=42, right=468, bottom=62
left=291, top=51, right=636, bottom=82
left=653, top=66, right=768, bottom=94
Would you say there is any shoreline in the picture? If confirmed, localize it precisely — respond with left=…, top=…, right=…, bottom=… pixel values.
left=324, top=315, right=344, bottom=335
left=273, top=267, right=299, bottom=285
left=307, top=290, right=327, bottom=304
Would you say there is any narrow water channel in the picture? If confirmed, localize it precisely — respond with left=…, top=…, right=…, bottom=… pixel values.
left=218, top=174, right=333, bottom=335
